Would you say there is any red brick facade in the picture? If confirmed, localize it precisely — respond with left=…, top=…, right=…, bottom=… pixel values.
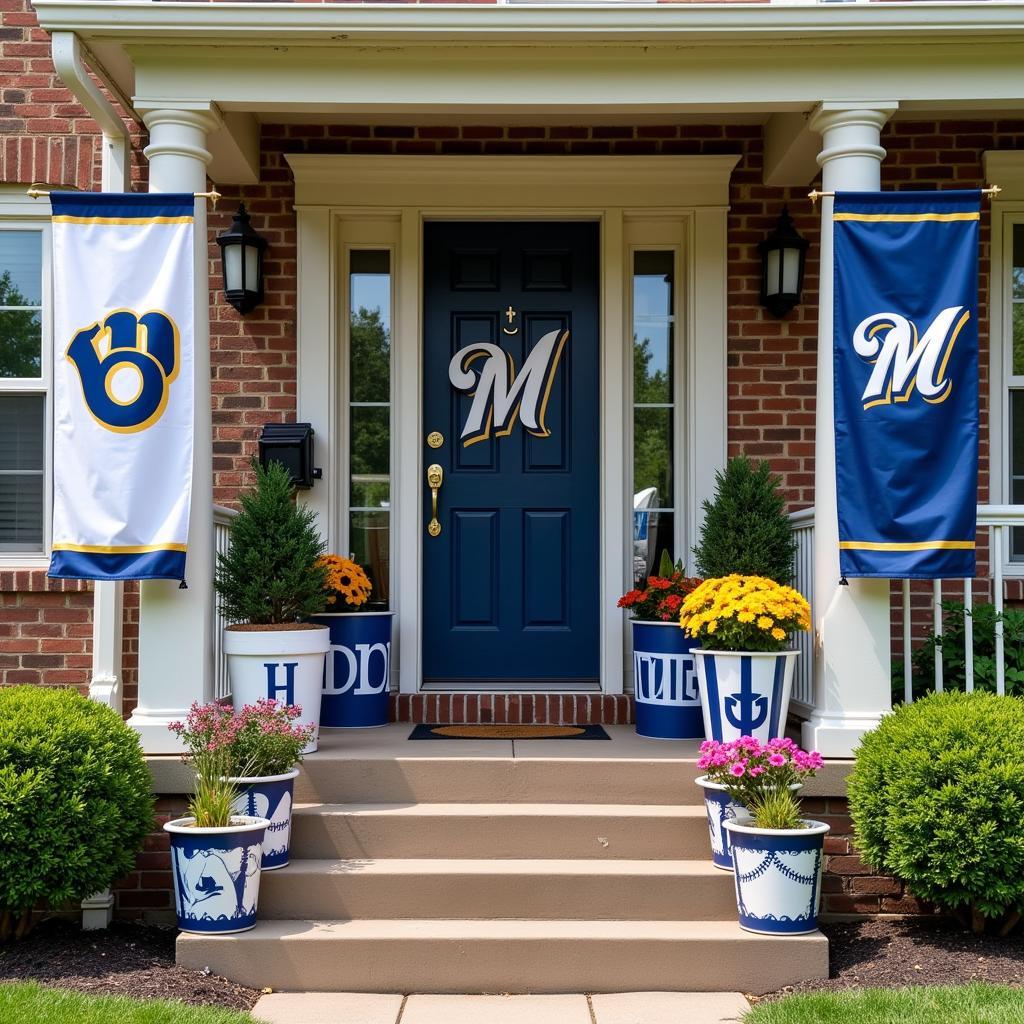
left=1, top=2, right=1021, bottom=921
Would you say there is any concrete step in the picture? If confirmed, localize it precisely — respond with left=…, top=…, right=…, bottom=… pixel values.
left=258, top=858, right=735, bottom=921
left=177, top=917, right=828, bottom=995
left=294, top=756, right=704, bottom=805
left=289, top=802, right=712, bottom=861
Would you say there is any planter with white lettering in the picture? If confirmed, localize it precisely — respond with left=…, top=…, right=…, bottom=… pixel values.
left=632, top=621, right=703, bottom=740
left=310, top=611, right=394, bottom=728
left=224, top=625, right=329, bottom=754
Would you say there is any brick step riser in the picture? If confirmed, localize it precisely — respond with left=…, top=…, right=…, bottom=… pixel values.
left=258, top=867, right=737, bottom=921
left=288, top=813, right=713, bottom=861
left=294, top=760, right=705, bottom=805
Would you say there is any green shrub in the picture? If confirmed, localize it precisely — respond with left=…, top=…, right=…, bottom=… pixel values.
left=692, top=455, right=796, bottom=584
left=214, top=458, right=329, bottom=625
left=894, top=601, right=1024, bottom=703
left=849, top=691, right=1024, bottom=933
left=0, top=687, right=154, bottom=938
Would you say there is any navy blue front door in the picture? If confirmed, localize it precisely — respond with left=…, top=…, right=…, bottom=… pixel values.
left=422, top=222, right=600, bottom=687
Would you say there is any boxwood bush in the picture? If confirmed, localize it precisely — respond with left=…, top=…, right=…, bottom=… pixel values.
left=849, top=691, right=1024, bottom=934
left=0, top=687, right=154, bottom=939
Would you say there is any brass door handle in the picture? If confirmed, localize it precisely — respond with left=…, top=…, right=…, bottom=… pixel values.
left=427, top=464, right=443, bottom=537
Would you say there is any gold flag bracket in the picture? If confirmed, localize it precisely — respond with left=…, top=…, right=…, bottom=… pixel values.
left=26, top=184, right=222, bottom=208
left=808, top=184, right=1001, bottom=206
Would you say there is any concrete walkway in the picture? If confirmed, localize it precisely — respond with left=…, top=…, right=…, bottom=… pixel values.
left=252, top=991, right=751, bottom=1024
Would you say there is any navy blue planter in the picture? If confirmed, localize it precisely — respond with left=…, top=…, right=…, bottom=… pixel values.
left=228, top=769, right=299, bottom=870
left=631, top=621, right=703, bottom=740
left=164, top=816, right=268, bottom=934
left=311, top=612, right=393, bottom=728
left=723, top=817, right=829, bottom=935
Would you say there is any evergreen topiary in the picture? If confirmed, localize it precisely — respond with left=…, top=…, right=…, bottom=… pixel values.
left=692, top=455, right=796, bottom=584
left=0, top=687, right=154, bottom=939
left=215, top=459, right=329, bottom=625
left=848, top=691, right=1024, bottom=934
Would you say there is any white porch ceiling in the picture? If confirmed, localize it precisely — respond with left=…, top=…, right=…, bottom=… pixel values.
left=31, top=1, right=1024, bottom=185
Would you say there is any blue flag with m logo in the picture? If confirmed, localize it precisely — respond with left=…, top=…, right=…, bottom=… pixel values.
left=833, top=190, right=980, bottom=579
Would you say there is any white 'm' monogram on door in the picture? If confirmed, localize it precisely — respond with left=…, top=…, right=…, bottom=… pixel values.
left=448, top=329, right=568, bottom=446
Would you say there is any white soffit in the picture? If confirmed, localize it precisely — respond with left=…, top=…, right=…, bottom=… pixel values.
left=285, top=154, right=741, bottom=208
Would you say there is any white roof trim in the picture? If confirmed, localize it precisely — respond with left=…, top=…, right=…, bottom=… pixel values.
left=33, top=1, right=1024, bottom=45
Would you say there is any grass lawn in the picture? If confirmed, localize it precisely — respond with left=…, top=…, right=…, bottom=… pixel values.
left=0, top=982, right=261, bottom=1024
left=745, top=983, right=1024, bottom=1024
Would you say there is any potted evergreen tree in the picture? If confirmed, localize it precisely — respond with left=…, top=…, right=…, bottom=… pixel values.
left=216, top=459, right=330, bottom=752
left=692, top=455, right=796, bottom=585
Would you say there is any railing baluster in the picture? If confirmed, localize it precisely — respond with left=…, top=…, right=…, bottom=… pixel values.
left=963, top=577, right=974, bottom=693
left=993, top=524, right=1005, bottom=697
left=903, top=578, right=912, bottom=705
left=933, top=578, right=943, bottom=693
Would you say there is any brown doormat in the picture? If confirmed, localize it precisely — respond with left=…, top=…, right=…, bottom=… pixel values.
left=408, top=724, right=611, bottom=740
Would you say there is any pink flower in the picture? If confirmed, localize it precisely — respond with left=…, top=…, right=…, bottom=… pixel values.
left=768, top=753, right=787, bottom=767
left=730, top=763, right=746, bottom=778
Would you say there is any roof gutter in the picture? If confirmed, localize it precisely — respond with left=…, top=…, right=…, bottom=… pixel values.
left=50, top=32, right=132, bottom=191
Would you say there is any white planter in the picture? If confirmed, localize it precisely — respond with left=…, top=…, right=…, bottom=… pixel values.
left=723, top=815, right=829, bottom=936
left=693, top=649, right=797, bottom=743
left=224, top=626, right=330, bottom=754
left=695, top=775, right=747, bottom=871
left=226, top=768, right=300, bottom=871
left=164, top=815, right=269, bottom=934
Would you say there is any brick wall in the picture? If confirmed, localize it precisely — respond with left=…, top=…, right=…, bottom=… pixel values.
left=805, top=796, right=932, bottom=918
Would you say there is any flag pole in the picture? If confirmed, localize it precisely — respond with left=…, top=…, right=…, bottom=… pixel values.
left=808, top=184, right=1000, bottom=205
left=26, top=184, right=222, bottom=208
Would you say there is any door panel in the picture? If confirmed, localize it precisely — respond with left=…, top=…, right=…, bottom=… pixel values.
left=423, top=221, right=600, bottom=687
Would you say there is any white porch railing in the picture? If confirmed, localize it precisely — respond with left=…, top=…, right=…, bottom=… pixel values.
left=788, top=504, right=1024, bottom=712
left=788, top=507, right=815, bottom=709
left=898, top=504, right=1024, bottom=703
left=213, top=504, right=238, bottom=701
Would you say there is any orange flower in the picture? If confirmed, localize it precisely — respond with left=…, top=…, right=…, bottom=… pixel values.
left=316, top=554, right=372, bottom=608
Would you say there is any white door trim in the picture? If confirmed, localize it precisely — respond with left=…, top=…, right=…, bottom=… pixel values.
left=289, top=155, right=735, bottom=694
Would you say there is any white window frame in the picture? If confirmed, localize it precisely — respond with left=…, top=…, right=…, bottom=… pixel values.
left=625, top=222, right=687, bottom=586
left=986, top=150, right=1024, bottom=576
left=0, top=189, right=52, bottom=568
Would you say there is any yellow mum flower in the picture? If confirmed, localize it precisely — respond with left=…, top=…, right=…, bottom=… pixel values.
left=771, top=627, right=786, bottom=641
left=757, top=616, right=773, bottom=630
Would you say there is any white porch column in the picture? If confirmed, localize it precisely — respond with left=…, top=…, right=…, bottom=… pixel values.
left=802, top=102, right=898, bottom=759
left=127, top=104, right=219, bottom=753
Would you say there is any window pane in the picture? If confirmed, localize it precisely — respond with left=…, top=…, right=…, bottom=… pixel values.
left=634, top=407, right=673, bottom=507
left=634, top=320, right=672, bottom=405
left=0, top=395, right=44, bottom=551
left=350, top=250, right=391, bottom=403
left=0, top=309, right=42, bottom=378
left=351, top=476, right=390, bottom=510
left=350, top=511, right=389, bottom=607
left=350, top=406, right=389, bottom=478
left=1013, top=224, right=1024, bottom=300
left=1014, top=303, right=1024, bottom=377
left=633, top=251, right=673, bottom=319
left=633, top=509, right=675, bottom=586
left=1012, top=390, right=1024, bottom=561
left=0, top=231, right=42, bottom=307
left=0, top=394, right=44, bottom=471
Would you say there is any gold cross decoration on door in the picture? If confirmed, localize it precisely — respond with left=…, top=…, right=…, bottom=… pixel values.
left=503, top=305, right=518, bottom=335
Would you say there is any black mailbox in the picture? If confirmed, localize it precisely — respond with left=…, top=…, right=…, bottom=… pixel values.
left=257, top=422, right=321, bottom=489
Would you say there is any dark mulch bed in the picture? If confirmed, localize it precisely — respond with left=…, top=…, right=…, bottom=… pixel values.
left=0, top=919, right=260, bottom=1011
left=759, top=918, right=1024, bottom=1002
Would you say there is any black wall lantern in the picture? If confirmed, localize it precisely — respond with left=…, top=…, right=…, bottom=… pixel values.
left=758, top=206, right=809, bottom=318
left=258, top=422, right=321, bottom=489
left=216, top=203, right=268, bottom=315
